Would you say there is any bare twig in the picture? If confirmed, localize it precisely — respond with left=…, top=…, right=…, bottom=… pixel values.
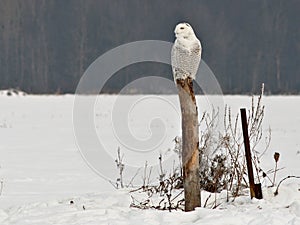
left=127, top=168, right=142, bottom=188
left=115, top=147, right=125, bottom=188
left=274, top=176, right=300, bottom=196
left=0, top=180, right=3, bottom=196
left=158, top=154, right=165, bottom=183
left=272, top=152, right=280, bottom=185
left=203, top=194, right=211, bottom=208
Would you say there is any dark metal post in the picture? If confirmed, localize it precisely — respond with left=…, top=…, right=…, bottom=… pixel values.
left=240, top=108, right=256, bottom=199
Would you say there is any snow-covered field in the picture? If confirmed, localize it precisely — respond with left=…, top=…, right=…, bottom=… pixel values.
left=0, top=94, right=299, bottom=224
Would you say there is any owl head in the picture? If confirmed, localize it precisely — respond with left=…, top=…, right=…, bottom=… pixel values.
left=174, top=22, right=195, bottom=39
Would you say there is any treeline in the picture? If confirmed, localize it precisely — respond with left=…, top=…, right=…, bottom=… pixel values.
left=0, top=0, right=299, bottom=94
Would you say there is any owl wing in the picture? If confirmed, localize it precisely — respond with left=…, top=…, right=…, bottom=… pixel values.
left=171, top=41, right=190, bottom=80
left=189, top=42, right=201, bottom=80
left=171, top=40, right=201, bottom=81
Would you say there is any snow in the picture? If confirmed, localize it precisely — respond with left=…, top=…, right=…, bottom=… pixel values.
left=0, top=94, right=299, bottom=224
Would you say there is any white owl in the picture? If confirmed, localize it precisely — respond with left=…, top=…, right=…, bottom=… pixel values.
left=171, top=22, right=202, bottom=81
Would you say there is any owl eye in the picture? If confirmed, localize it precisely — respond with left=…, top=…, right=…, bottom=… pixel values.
left=185, top=23, right=190, bottom=27
left=180, top=27, right=185, bottom=30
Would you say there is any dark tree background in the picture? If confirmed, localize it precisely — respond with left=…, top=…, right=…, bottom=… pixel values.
left=0, top=0, right=299, bottom=94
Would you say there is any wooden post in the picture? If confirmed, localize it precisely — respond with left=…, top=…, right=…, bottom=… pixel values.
left=240, top=108, right=262, bottom=199
left=176, top=78, right=201, bottom=211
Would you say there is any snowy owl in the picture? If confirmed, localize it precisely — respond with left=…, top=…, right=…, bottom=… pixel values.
left=171, top=22, right=202, bottom=81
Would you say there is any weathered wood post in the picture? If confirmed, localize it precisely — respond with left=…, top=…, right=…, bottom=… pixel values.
left=240, top=108, right=263, bottom=199
left=176, top=78, right=201, bottom=211
left=171, top=22, right=202, bottom=211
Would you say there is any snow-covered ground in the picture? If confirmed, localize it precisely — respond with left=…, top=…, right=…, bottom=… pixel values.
left=0, top=94, right=299, bottom=224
